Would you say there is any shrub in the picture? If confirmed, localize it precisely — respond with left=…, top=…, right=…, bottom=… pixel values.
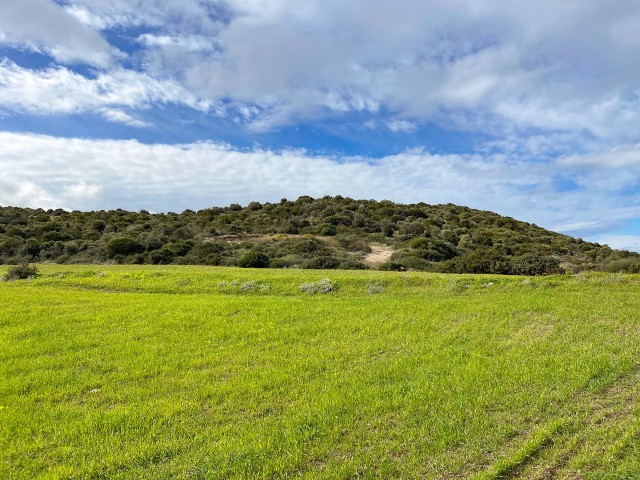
left=269, top=258, right=296, bottom=269
left=510, top=254, right=563, bottom=276
left=305, top=255, right=340, bottom=269
left=149, top=247, right=174, bottom=265
left=336, top=234, right=371, bottom=252
left=238, top=251, right=270, bottom=268
left=20, top=239, right=41, bottom=258
left=205, top=253, right=222, bottom=266
left=299, top=278, right=336, bottom=294
left=277, top=238, right=322, bottom=256
left=4, top=263, right=38, bottom=281
left=601, top=257, right=640, bottom=274
left=105, top=237, right=145, bottom=258
left=379, top=261, right=406, bottom=271
left=339, top=259, right=368, bottom=270
left=319, top=224, right=337, bottom=236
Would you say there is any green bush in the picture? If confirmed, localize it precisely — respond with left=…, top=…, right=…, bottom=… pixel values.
left=336, top=234, right=371, bottom=252
left=339, top=259, right=368, bottom=270
left=319, top=224, right=337, bottom=236
left=105, top=237, right=145, bottom=258
left=601, top=257, right=640, bottom=273
left=379, top=261, right=406, bottom=271
left=238, top=251, right=270, bottom=268
left=510, top=254, right=562, bottom=276
left=4, top=263, right=38, bottom=281
left=277, top=238, right=322, bottom=256
left=269, top=258, right=296, bottom=269
left=305, top=256, right=340, bottom=269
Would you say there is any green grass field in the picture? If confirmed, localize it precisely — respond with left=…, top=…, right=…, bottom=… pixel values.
left=2, top=265, right=640, bottom=479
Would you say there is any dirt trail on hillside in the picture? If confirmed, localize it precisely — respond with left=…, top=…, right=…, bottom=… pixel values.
left=364, top=245, right=393, bottom=267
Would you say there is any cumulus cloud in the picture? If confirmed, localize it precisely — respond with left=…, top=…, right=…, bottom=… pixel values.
left=171, top=0, right=640, bottom=137
left=0, top=60, right=212, bottom=117
left=0, top=176, right=62, bottom=210
left=3, top=0, right=640, bottom=139
left=1, top=132, right=639, bottom=239
left=0, top=0, right=115, bottom=67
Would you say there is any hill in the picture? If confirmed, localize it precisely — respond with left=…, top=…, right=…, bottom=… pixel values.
left=1, top=196, right=638, bottom=274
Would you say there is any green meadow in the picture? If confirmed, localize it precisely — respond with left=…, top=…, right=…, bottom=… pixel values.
left=2, top=265, right=640, bottom=479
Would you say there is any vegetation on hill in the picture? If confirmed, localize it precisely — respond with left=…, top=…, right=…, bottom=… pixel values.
left=0, top=196, right=638, bottom=274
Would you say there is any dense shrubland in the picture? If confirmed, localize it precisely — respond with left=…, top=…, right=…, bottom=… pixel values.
left=0, top=196, right=637, bottom=274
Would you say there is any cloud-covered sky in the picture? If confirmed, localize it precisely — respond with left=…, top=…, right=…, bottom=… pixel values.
left=1, top=0, right=640, bottom=250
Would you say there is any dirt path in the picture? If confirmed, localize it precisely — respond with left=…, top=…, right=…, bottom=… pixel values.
left=364, top=244, right=394, bottom=267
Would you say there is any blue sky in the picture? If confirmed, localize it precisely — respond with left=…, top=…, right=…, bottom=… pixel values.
left=1, top=0, right=640, bottom=250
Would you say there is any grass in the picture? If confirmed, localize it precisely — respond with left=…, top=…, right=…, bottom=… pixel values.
left=1, top=265, right=640, bottom=479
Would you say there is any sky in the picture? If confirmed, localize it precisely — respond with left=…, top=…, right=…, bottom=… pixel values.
left=1, top=1, right=640, bottom=251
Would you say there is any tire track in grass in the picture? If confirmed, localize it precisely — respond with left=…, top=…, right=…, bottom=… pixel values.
left=473, top=365, right=640, bottom=480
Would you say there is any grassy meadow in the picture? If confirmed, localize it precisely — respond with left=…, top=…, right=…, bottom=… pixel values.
left=1, top=265, right=640, bottom=479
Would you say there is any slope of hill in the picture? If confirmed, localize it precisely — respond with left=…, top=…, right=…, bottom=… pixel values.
left=0, top=196, right=638, bottom=274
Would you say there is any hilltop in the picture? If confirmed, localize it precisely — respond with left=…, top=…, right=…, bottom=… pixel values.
left=1, top=196, right=638, bottom=274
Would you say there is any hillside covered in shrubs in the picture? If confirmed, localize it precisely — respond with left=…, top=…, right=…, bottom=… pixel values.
left=1, top=196, right=638, bottom=274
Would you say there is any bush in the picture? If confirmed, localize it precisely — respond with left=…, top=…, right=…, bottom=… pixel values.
left=205, top=253, right=222, bottom=266
left=601, top=257, right=640, bottom=273
left=105, top=237, right=145, bottom=258
left=4, top=263, right=38, bottom=281
left=339, top=259, right=368, bottom=270
left=336, top=234, right=371, bottom=252
left=149, top=247, right=174, bottom=265
left=379, top=261, right=406, bottom=271
left=319, top=224, right=337, bottom=236
left=510, top=254, right=563, bottom=276
left=238, top=251, right=270, bottom=268
left=305, top=255, right=340, bottom=269
left=277, top=238, right=322, bottom=256
left=269, top=258, right=296, bottom=269
left=299, top=278, right=336, bottom=294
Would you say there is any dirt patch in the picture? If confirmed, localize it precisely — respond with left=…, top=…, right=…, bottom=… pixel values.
left=364, top=244, right=394, bottom=267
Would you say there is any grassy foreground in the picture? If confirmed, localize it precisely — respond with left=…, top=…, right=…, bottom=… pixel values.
left=1, top=266, right=640, bottom=479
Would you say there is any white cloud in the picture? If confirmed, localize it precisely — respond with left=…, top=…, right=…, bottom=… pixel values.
left=386, top=119, right=417, bottom=133
left=63, top=181, right=102, bottom=199
left=168, top=0, right=640, bottom=137
left=64, top=0, right=225, bottom=33
left=0, top=60, right=212, bottom=117
left=559, top=144, right=640, bottom=169
left=586, top=234, right=640, bottom=253
left=62, top=182, right=103, bottom=210
left=0, top=176, right=62, bottom=210
left=0, top=131, right=639, bottom=239
left=0, top=0, right=116, bottom=67
left=64, top=4, right=157, bottom=30
left=2, top=0, right=640, bottom=139
left=137, top=34, right=216, bottom=52
left=99, top=108, right=149, bottom=127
